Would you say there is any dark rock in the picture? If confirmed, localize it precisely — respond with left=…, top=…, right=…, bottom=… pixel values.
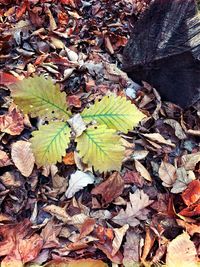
left=123, top=0, right=200, bottom=108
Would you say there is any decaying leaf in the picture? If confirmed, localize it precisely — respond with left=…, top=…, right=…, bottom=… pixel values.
left=112, top=224, right=129, bottom=256
left=181, top=180, right=200, bottom=206
left=31, top=122, right=71, bottom=166
left=81, top=95, right=145, bottom=133
left=11, top=141, right=35, bottom=177
left=171, top=167, right=195, bottom=194
left=76, top=125, right=125, bottom=172
left=166, top=232, right=197, bottom=267
left=112, top=190, right=153, bottom=227
left=65, top=170, right=95, bottom=198
left=0, top=106, right=24, bottom=135
left=45, top=259, right=108, bottom=267
left=123, top=230, right=141, bottom=265
left=8, top=76, right=71, bottom=120
left=142, top=133, right=175, bottom=147
left=0, top=150, right=12, bottom=167
left=158, top=161, right=177, bottom=187
left=182, top=151, right=200, bottom=170
left=91, top=172, right=124, bottom=205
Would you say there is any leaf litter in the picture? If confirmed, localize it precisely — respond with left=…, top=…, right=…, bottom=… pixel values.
left=0, top=0, right=200, bottom=266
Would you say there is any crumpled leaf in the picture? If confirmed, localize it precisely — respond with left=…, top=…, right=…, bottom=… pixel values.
left=11, top=141, right=35, bottom=177
left=171, top=167, right=195, bottom=194
left=76, top=125, right=125, bottom=172
left=112, top=189, right=153, bottom=227
left=91, top=172, right=124, bottom=205
left=31, top=122, right=71, bottom=166
left=164, top=119, right=187, bottom=140
left=0, top=220, right=43, bottom=266
left=65, top=170, right=95, bottom=198
left=182, top=152, right=200, bottom=171
left=8, top=75, right=71, bottom=120
left=158, top=161, right=177, bottom=187
left=81, top=95, right=145, bottom=133
left=166, top=232, right=197, bottom=267
left=0, top=106, right=24, bottom=135
left=181, top=180, right=200, bottom=206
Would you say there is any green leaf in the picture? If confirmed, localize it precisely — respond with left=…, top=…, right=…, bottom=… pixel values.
left=8, top=76, right=71, bottom=120
left=81, top=95, right=145, bottom=133
left=31, top=122, right=70, bottom=166
left=76, top=125, right=125, bottom=172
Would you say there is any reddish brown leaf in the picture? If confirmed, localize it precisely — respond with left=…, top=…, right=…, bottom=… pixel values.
left=67, top=95, right=82, bottom=108
left=182, top=180, right=200, bottom=206
left=91, top=172, right=124, bottom=206
left=63, top=151, right=75, bottom=165
left=0, top=220, right=43, bottom=265
left=0, top=106, right=24, bottom=135
left=79, top=218, right=96, bottom=239
left=0, top=72, right=19, bottom=85
left=0, top=150, right=12, bottom=167
left=123, top=170, right=144, bottom=187
left=179, top=202, right=200, bottom=217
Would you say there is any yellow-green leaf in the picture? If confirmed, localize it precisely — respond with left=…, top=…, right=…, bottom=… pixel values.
left=81, top=95, right=145, bottom=133
left=8, top=76, right=71, bottom=120
left=76, top=125, right=125, bottom=172
left=31, top=122, right=70, bottom=166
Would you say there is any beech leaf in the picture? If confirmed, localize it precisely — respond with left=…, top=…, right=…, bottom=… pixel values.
left=8, top=75, right=71, bottom=120
left=76, top=125, right=125, bottom=172
left=31, top=122, right=71, bottom=166
left=81, top=95, right=145, bottom=133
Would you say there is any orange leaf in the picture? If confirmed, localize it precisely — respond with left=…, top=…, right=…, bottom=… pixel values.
left=182, top=180, right=200, bottom=206
left=63, top=152, right=75, bottom=165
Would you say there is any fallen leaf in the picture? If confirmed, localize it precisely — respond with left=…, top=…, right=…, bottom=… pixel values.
left=0, top=107, right=24, bottom=135
left=112, top=190, right=153, bottom=227
left=176, top=219, right=200, bottom=236
left=179, top=203, right=200, bottom=217
left=182, top=152, right=200, bottom=170
left=134, top=159, right=152, bottom=182
left=46, top=259, right=108, bottom=267
left=164, top=119, right=187, bottom=140
left=11, top=141, right=35, bottom=177
left=142, top=133, right=175, bottom=147
left=112, top=224, right=129, bottom=256
left=123, top=170, right=144, bottom=187
left=67, top=95, right=82, bottom=108
left=0, top=72, right=19, bottom=85
left=171, top=167, right=195, bottom=194
left=0, top=171, right=22, bottom=187
left=68, top=114, right=86, bottom=137
left=41, top=220, right=61, bottom=249
left=91, top=172, right=124, bottom=206
left=123, top=230, right=141, bottom=265
left=166, top=232, right=197, bottom=267
left=0, top=150, right=12, bottom=167
left=63, top=151, right=75, bottom=165
left=65, top=170, right=95, bottom=198
left=158, top=161, right=177, bottom=187
left=79, top=218, right=96, bottom=239
left=182, top=180, right=200, bottom=206
left=0, top=220, right=43, bottom=265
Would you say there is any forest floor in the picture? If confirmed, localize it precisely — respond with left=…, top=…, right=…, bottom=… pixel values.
left=0, top=0, right=200, bottom=266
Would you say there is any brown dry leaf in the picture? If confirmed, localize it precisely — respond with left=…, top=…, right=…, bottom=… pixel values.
left=181, top=180, right=200, bottom=206
left=164, top=119, right=187, bottom=140
left=0, top=150, right=12, bottom=167
left=0, top=171, right=22, bottom=187
left=112, top=224, right=129, bottom=256
left=166, top=232, right=197, bottom=267
left=91, top=172, right=124, bottom=206
left=182, top=152, right=200, bottom=171
left=134, top=159, right=152, bottom=182
left=158, top=161, right=177, bottom=187
left=0, top=107, right=24, bottom=135
left=46, top=259, right=108, bottom=267
left=43, top=205, right=72, bottom=223
left=112, top=190, right=153, bottom=227
left=176, top=219, right=200, bottom=236
left=41, top=220, right=61, bottom=249
left=11, top=141, right=35, bottom=177
left=67, top=95, right=82, bottom=108
left=123, top=230, right=141, bottom=265
left=0, top=220, right=43, bottom=265
left=79, top=218, right=96, bottom=239
left=171, top=167, right=195, bottom=194
left=142, top=133, right=175, bottom=147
